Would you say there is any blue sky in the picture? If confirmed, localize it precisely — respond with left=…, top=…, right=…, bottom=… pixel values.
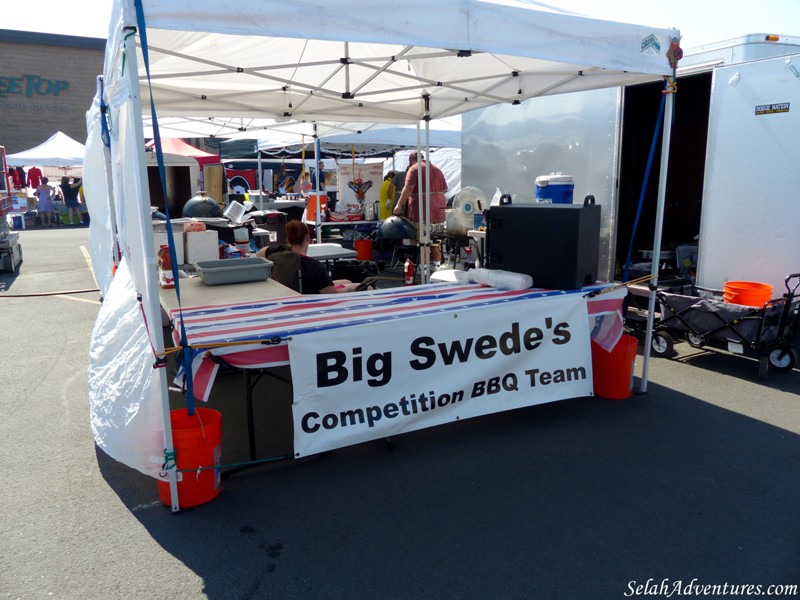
left=4, top=0, right=799, bottom=50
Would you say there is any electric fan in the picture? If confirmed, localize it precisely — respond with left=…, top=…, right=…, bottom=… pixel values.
left=446, top=186, right=486, bottom=235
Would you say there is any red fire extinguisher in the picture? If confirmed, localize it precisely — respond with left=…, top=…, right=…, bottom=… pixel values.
left=404, top=258, right=415, bottom=285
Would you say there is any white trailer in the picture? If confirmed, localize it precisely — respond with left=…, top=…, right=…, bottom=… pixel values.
left=462, top=34, right=800, bottom=292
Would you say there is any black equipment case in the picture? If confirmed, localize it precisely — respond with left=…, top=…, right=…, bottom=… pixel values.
left=486, top=195, right=600, bottom=290
left=250, top=210, right=288, bottom=247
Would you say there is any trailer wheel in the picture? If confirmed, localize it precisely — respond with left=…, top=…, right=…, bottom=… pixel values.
left=686, top=332, right=706, bottom=348
left=768, top=348, right=797, bottom=372
left=758, top=354, right=770, bottom=380
left=651, top=332, right=674, bottom=357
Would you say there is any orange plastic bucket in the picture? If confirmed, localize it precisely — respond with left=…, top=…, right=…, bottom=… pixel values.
left=306, top=194, right=328, bottom=222
left=591, top=335, right=638, bottom=400
left=354, top=239, right=373, bottom=261
left=723, top=281, right=772, bottom=307
left=158, top=408, right=222, bottom=508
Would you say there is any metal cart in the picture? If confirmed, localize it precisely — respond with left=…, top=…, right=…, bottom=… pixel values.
left=628, top=274, right=800, bottom=380
left=0, top=220, right=23, bottom=273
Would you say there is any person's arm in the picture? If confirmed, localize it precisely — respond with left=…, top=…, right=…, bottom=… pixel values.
left=393, top=185, right=412, bottom=216
left=321, top=282, right=361, bottom=293
left=322, top=279, right=361, bottom=293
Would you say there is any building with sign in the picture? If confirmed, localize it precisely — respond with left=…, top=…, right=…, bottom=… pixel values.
left=0, top=30, right=104, bottom=154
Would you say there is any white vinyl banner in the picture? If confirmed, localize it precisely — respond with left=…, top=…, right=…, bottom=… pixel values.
left=289, top=293, right=592, bottom=456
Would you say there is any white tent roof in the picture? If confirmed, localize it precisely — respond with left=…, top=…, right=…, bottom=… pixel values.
left=120, top=0, right=678, bottom=125
left=7, top=131, right=86, bottom=167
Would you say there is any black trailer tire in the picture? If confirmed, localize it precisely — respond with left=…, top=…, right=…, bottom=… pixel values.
left=758, top=354, right=770, bottom=380
left=768, top=348, right=798, bottom=372
left=651, top=332, right=674, bottom=357
left=686, top=332, right=706, bottom=348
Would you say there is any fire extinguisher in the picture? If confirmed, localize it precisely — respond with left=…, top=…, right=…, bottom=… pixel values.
left=404, top=258, right=415, bottom=285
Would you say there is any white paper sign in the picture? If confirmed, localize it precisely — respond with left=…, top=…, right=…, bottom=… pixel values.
left=337, top=163, right=383, bottom=213
left=289, top=293, right=592, bottom=456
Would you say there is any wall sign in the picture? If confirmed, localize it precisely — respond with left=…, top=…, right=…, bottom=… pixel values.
left=0, top=74, right=70, bottom=98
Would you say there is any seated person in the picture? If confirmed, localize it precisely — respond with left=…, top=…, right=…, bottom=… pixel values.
left=256, top=221, right=374, bottom=294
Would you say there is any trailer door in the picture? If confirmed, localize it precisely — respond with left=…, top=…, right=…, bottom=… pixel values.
left=697, top=54, right=800, bottom=290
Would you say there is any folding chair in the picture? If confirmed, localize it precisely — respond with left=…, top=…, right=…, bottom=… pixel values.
left=268, top=250, right=304, bottom=293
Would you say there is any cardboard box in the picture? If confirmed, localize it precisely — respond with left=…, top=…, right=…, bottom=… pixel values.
left=184, top=230, right=219, bottom=264
left=154, top=231, right=185, bottom=265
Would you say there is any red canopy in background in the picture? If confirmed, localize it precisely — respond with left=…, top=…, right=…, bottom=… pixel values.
left=145, top=138, right=219, bottom=167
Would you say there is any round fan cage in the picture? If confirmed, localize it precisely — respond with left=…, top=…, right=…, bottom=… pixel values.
left=446, top=186, right=486, bottom=235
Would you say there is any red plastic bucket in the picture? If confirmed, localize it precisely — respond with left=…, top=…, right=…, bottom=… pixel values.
left=158, top=408, right=222, bottom=508
left=354, top=239, right=373, bottom=261
left=591, top=335, right=638, bottom=400
left=723, top=281, right=772, bottom=307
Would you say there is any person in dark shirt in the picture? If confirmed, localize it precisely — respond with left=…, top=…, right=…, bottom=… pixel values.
left=257, top=220, right=362, bottom=294
left=60, top=176, right=83, bottom=225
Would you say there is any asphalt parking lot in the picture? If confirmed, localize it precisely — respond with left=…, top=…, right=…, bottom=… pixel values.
left=2, top=226, right=799, bottom=600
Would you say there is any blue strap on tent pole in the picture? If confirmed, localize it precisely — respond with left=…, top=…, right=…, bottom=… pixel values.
left=135, top=0, right=197, bottom=416
left=99, top=78, right=111, bottom=150
left=621, top=89, right=667, bottom=282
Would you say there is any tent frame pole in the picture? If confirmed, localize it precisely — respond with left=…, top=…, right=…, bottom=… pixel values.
left=124, top=28, right=181, bottom=512
left=414, top=125, right=424, bottom=282
left=639, top=82, right=675, bottom=393
left=423, top=119, right=431, bottom=284
left=257, top=151, right=263, bottom=210
left=314, top=127, right=322, bottom=244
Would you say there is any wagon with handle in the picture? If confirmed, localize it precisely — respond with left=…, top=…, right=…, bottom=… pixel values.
left=645, top=273, right=800, bottom=380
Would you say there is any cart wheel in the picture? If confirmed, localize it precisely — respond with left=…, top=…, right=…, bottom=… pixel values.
left=651, top=332, right=674, bottom=357
left=1, top=253, right=13, bottom=273
left=768, top=348, right=798, bottom=372
left=686, top=332, right=706, bottom=348
left=758, top=354, right=770, bottom=380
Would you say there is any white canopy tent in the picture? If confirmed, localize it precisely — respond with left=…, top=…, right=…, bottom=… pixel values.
left=256, top=126, right=461, bottom=158
left=84, top=0, right=678, bottom=510
left=7, top=131, right=86, bottom=167
left=139, top=114, right=412, bottom=142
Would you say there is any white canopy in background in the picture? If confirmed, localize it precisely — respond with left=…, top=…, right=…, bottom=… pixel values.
left=7, top=131, right=86, bottom=167
left=85, top=0, right=678, bottom=500
left=257, top=127, right=462, bottom=158
left=139, top=115, right=411, bottom=142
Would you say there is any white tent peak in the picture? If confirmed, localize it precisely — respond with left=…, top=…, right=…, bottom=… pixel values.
left=127, top=0, right=678, bottom=124
left=7, top=131, right=86, bottom=167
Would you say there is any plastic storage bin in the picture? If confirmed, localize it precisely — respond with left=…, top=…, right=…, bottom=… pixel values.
left=194, top=257, right=273, bottom=285
left=535, top=174, right=574, bottom=204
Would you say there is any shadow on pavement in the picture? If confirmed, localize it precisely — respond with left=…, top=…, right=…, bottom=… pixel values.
left=97, top=379, right=800, bottom=599
left=668, top=348, right=800, bottom=393
left=0, top=269, right=21, bottom=292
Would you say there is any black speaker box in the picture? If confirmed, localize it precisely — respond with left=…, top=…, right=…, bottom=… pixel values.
left=486, top=197, right=600, bottom=290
